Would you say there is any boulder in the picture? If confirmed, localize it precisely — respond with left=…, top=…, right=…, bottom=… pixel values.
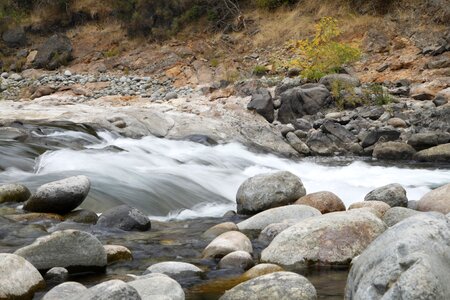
left=360, top=129, right=401, bottom=148
left=14, top=229, right=107, bottom=272
left=42, top=282, right=87, bottom=300
left=382, top=207, right=421, bottom=226
left=319, top=73, right=360, bottom=90
left=202, top=222, right=238, bottom=240
left=237, top=205, right=320, bottom=231
left=278, top=85, right=331, bottom=124
left=128, top=273, right=184, bottom=300
left=2, top=26, right=27, bottom=47
left=295, top=191, right=346, bottom=214
left=34, top=34, right=72, bottom=70
left=218, top=250, right=254, bottom=270
left=64, top=209, right=99, bottom=224
left=258, top=221, right=296, bottom=244
left=236, top=171, right=306, bottom=215
left=247, top=89, right=274, bottom=123
left=348, top=201, right=391, bottom=217
left=306, top=131, right=340, bottom=156
left=202, top=231, right=252, bottom=259
left=345, top=213, right=450, bottom=300
left=286, top=132, right=310, bottom=155
left=373, top=142, right=416, bottom=160
left=97, top=205, right=151, bottom=231
left=143, top=261, right=202, bottom=277
left=104, top=245, right=133, bottom=264
left=415, top=143, right=450, bottom=162
left=274, top=77, right=303, bottom=97
left=23, top=176, right=90, bottom=214
left=364, top=183, right=408, bottom=207
left=76, top=280, right=141, bottom=300
left=0, top=183, right=31, bottom=203
left=407, top=132, right=450, bottom=151
left=45, top=267, right=69, bottom=282
left=417, top=183, right=450, bottom=214
left=321, top=120, right=358, bottom=143
left=261, top=211, right=386, bottom=266
left=0, top=253, right=45, bottom=300
left=220, top=271, right=317, bottom=300
left=242, top=264, right=284, bottom=280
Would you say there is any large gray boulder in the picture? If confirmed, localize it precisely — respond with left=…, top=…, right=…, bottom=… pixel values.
left=364, top=183, right=408, bottom=207
left=144, top=261, right=202, bottom=277
left=23, top=176, right=90, bottom=214
left=382, top=207, right=421, bottom=226
left=415, top=143, right=450, bottom=162
left=202, top=231, right=252, bottom=259
left=0, top=183, right=31, bottom=203
left=14, top=230, right=107, bottom=272
left=345, top=213, right=450, bottom=300
left=261, top=211, right=386, bottom=266
left=0, top=253, right=45, bottom=300
left=43, top=282, right=87, bottom=300
left=97, top=205, right=151, bottom=231
left=220, top=271, right=317, bottom=300
left=2, top=26, right=27, bottom=47
left=278, top=85, right=331, bottom=124
left=417, top=183, right=450, bottom=214
left=128, top=273, right=184, bottom=300
left=34, top=34, right=72, bottom=70
left=247, top=88, right=274, bottom=123
left=236, top=171, right=306, bottom=215
left=75, top=280, right=141, bottom=300
left=237, top=205, right=320, bottom=231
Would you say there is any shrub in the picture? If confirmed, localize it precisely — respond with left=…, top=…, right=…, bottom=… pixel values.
left=253, top=65, right=268, bottom=76
left=364, top=83, right=392, bottom=105
left=287, top=17, right=361, bottom=81
left=330, top=79, right=365, bottom=110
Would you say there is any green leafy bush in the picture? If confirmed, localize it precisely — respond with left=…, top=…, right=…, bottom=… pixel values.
left=365, top=83, right=392, bottom=105
left=330, top=80, right=365, bottom=110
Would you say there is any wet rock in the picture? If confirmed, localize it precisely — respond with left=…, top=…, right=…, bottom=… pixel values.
left=286, top=132, right=310, bottom=155
left=278, top=85, right=331, bottom=124
left=247, top=88, right=274, bottom=123
left=128, top=273, right=184, bottom=300
left=97, top=205, right=151, bottom=231
left=77, top=280, right=141, bottom=300
left=295, top=191, right=346, bottom=214
left=348, top=201, right=391, bottom=217
left=104, top=245, right=133, bottom=264
left=202, top=231, right=252, bottom=259
left=202, top=222, right=238, bottom=240
left=364, top=183, right=408, bottom=207
left=319, top=74, right=360, bottom=90
left=42, top=282, right=87, bottom=300
left=417, top=183, right=450, bottom=214
left=236, top=171, right=306, bottom=215
left=0, top=127, right=28, bottom=140
left=242, top=263, right=284, bottom=280
left=6, top=212, right=64, bottom=222
left=237, top=205, right=320, bottom=231
left=218, top=251, right=254, bottom=270
left=345, top=213, right=450, bottom=300
left=373, top=142, right=416, bottom=160
left=144, top=261, right=202, bottom=277
left=34, top=34, right=73, bottom=70
left=14, top=229, right=107, bottom=272
left=0, top=253, right=45, bottom=300
left=407, top=132, right=450, bottom=151
left=360, top=128, right=401, bottom=148
left=2, top=26, right=27, bottom=47
left=45, top=267, right=69, bottom=282
left=64, top=209, right=99, bottom=224
left=23, top=176, right=90, bottom=214
left=415, top=143, right=450, bottom=162
left=0, top=183, right=31, bottom=203
left=382, top=207, right=421, bottom=226
left=261, top=211, right=386, bottom=266
left=220, top=271, right=317, bottom=300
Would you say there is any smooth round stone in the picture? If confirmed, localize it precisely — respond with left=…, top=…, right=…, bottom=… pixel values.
left=0, top=253, right=45, bottom=299
left=258, top=221, right=296, bottom=244
left=77, top=280, right=141, bottom=300
left=295, top=191, right=346, bottom=214
left=64, top=209, right=99, bottom=224
left=242, top=263, right=284, bottom=280
left=143, top=261, right=202, bottom=277
left=218, top=250, right=254, bottom=270
left=348, top=201, right=391, bottom=217
left=382, top=207, right=421, bottom=226
left=202, top=222, right=238, bottom=240
left=364, top=183, right=408, bottom=207
left=202, top=231, right=253, bottom=259
left=97, top=205, right=151, bottom=231
left=128, top=273, right=184, bottom=300
left=220, top=271, right=317, bottom=300
left=0, top=183, right=31, bottom=203
left=104, top=245, right=133, bottom=264
left=417, top=183, right=450, bottom=214
left=42, top=282, right=87, bottom=300
left=23, top=176, right=90, bottom=214
left=45, top=267, right=69, bottom=282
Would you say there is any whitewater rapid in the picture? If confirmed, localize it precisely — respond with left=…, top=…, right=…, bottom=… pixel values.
left=1, top=129, right=450, bottom=220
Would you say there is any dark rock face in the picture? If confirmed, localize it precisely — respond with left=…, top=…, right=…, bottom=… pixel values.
left=247, top=88, right=274, bottom=123
left=97, top=205, right=151, bottom=231
left=345, top=213, right=450, bottom=300
left=361, top=129, right=401, bottom=148
left=34, top=34, right=73, bottom=70
left=2, top=26, right=27, bottom=47
left=278, top=85, right=331, bottom=124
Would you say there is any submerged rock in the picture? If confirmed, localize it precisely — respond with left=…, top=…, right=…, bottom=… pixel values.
left=242, top=263, right=284, bottom=280
left=295, top=191, right=346, bottom=214
left=64, top=209, right=99, bottom=224
left=417, top=183, right=450, bottom=214
left=104, top=245, right=133, bottom=264
left=23, top=176, right=90, bottom=214
left=97, top=205, right=151, bottom=231
left=0, top=253, right=45, bottom=300
left=236, top=171, right=306, bottom=215
left=364, top=183, right=408, bottom=207
left=220, top=271, right=317, bottom=300
left=202, top=231, right=252, bottom=259
left=345, top=213, right=450, bottom=300
left=45, top=267, right=69, bottom=282
left=0, top=183, right=31, bottom=203
left=202, top=222, right=239, bottom=240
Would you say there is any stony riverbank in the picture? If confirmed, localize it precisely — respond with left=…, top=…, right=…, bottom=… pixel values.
left=0, top=171, right=449, bottom=299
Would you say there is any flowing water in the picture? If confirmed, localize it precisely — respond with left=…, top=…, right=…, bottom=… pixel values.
left=1, top=122, right=450, bottom=299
